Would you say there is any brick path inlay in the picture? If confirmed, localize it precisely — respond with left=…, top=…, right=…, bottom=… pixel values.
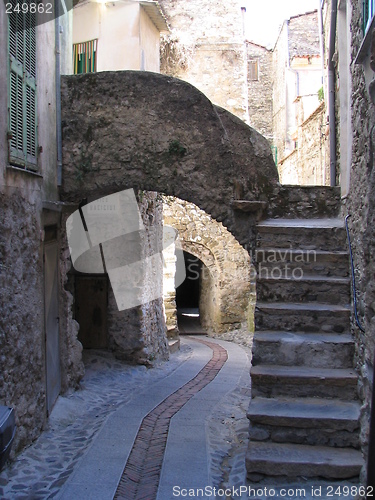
left=113, top=337, right=228, bottom=500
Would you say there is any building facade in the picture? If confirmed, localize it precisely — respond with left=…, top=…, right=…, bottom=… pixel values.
left=0, top=5, right=77, bottom=453
left=73, top=0, right=168, bottom=73
left=273, top=11, right=328, bottom=185
left=159, top=0, right=250, bottom=122
left=335, top=0, right=375, bottom=482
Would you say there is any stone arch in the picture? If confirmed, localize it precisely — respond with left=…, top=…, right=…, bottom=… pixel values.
left=59, top=70, right=280, bottom=370
left=163, top=197, right=253, bottom=334
left=60, top=70, right=279, bottom=247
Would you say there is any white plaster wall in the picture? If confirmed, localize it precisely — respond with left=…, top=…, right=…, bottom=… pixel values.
left=140, top=7, right=160, bottom=72
left=73, top=2, right=160, bottom=72
left=337, top=0, right=352, bottom=197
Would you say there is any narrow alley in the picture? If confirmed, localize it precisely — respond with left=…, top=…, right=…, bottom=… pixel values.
left=1, top=0, right=375, bottom=496
left=0, top=333, right=359, bottom=500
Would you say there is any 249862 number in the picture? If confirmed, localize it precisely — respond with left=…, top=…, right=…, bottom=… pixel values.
left=5, top=2, right=53, bottom=14
left=326, top=485, right=373, bottom=497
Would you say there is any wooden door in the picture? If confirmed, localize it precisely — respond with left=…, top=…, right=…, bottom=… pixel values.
left=75, top=276, right=108, bottom=349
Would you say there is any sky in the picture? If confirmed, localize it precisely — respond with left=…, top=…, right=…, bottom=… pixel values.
left=244, top=0, right=319, bottom=48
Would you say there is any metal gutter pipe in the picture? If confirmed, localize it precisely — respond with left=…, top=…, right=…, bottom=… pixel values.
left=328, top=0, right=338, bottom=186
left=55, top=0, right=63, bottom=187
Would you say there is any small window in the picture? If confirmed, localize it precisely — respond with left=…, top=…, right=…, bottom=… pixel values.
left=73, top=40, right=98, bottom=74
left=363, top=0, right=375, bottom=34
left=8, top=2, right=37, bottom=170
left=248, top=60, right=259, bottom=81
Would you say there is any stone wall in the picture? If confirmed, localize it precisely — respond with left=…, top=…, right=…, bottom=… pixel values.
left=246, top=42, right=273, bottom=142
left=159, top=0, right=249, bottom=122
left=343, top=0, right=375, bottom=480
left=162, top=238, right=179, bottom=339
left=60, top=71, right=279, bottom=249
left=163, top=197, right=254, bottom=334
left=0, top=193, right=46, bottom=453
left=136, top=192, right=169, bottom=363
left=59, top=219, right=85, bottom=394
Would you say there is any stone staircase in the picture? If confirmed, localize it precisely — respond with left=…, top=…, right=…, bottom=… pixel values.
left=246, top=218, right=363, bottom=480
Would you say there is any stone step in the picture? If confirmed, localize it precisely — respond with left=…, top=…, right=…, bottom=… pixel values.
left=250, top=365, right=358, bottom=400
left=256, top=276, right=350, bottom=305
left=256, top=218, right=347, bottom=251
left=255, top=302, right=351, bottom=334
left=247, top=397, right=360, bottom=448
left=246, top=441, right=363, bottom=479
left=252, top=331, right=354, bottom=369
left=168, top=338, right=180, bottom=353
left=255, top=248, right=349, bottom=279
left=255, top=247, right=349, bottom=278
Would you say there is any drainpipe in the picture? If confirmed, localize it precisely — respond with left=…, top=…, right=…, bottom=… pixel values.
left=318, top=0, right=326, bottom=79
left=368, top=355, right=375, bottom=491
left=55, top=0, right=63, bottom=187
left=328, top=0, right=338, bottom=186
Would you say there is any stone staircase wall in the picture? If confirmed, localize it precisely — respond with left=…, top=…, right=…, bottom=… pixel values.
left=246, top=217, right=363, bottom=480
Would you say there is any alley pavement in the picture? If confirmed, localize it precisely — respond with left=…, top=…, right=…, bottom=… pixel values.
left=0, top=335, right=360, bottom=500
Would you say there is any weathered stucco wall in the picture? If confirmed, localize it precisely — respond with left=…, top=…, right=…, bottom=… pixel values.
left=163, top=197, right=254, bottom=333
left=159, top=0, right=248, bottom=121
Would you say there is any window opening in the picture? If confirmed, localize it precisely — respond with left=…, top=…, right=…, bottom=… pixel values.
left=73, top=39, right=98, bottom=74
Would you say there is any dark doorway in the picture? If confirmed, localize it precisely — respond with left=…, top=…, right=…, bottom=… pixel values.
left=176, top=251, right=202, bottom=333
left=75, top=276, right=109, bottom=349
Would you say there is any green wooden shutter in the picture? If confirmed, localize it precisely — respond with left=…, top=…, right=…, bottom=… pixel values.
left=73, top=40, right=98, bottom=74
left=8, top=4, right=37, bottom=170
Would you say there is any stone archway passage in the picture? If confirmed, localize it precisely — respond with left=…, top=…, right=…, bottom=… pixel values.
left=60, top=70, right=279, bottom=246
left=163, top=196, right=253, bottom=333
left=113, top=337, right=228, bottom=500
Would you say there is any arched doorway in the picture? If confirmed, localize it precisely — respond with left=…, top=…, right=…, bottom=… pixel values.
left=175, top=251, right=202, bottom=333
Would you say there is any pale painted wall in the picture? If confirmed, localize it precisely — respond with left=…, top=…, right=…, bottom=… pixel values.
left=140, top=7, right=160, bottom=72
left=337, top=0, right=352, bottom=197
left=73, top=1, right=160, bottom=72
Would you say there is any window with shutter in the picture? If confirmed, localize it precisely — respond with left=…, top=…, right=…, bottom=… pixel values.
left=8, top=2, right=37, bottom=170
left=73, top=40, right=97, bottom=74
left=248, top=60, right=259, bottom=81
